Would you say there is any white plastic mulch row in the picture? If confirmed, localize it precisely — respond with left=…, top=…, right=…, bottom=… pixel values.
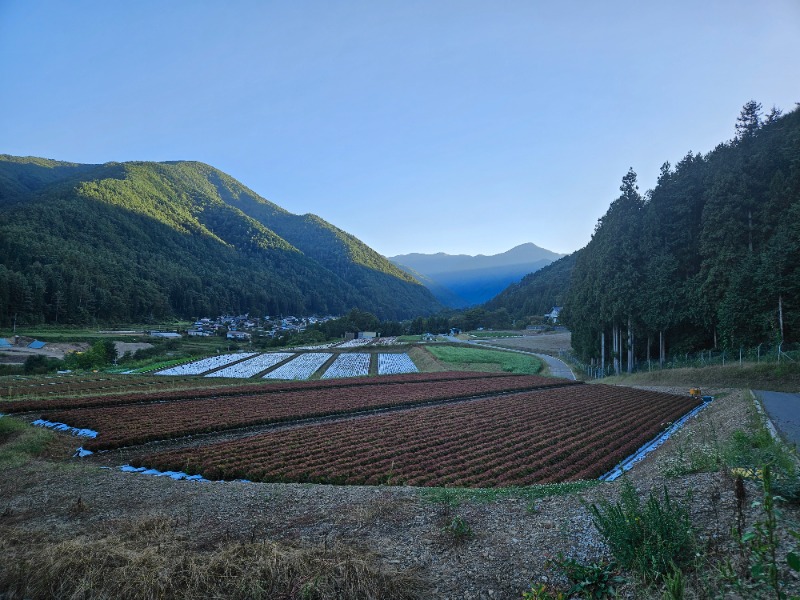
left=292, top=342, right=342, bottom=350
left=263, top=353, right=332, bottom=380
left=377, top=353, right=418, bottom=375
left=337, top=338, right=373, bottom=348
left=156, top=352, right=257, bottom=376
left=599, top=397, right=713, bottom=481
left=206, top=352, right=294, bottom=378
left=121, top=465, right=207, bottom=481
left=321, top=353, right=371, bottom=379
left=372, top=336, right=402, bottom=346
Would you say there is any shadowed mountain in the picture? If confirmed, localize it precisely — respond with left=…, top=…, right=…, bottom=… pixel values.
left=389, top=243, right=565, bottom=307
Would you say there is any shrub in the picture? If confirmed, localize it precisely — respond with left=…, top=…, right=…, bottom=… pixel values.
left=590, top=480, right=696, bottom=583
left=551, top=554, right=624, bottom=598
left=442, top=515, right=473, bottom=543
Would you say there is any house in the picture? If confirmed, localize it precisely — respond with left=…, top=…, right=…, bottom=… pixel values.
left=544, top=307, right=562, bottom=323
left=148, top=331, right=182, bottom=339
left=187, top=329, right=213, bottom=337
left=357, top=331, right=377, bottom=339
left=226, top=330, right=251, bottom=341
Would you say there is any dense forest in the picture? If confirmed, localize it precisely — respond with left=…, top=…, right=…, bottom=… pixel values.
left=0, top=157, right=442, bottom=326
left=563, top=102, right=800, bottom=370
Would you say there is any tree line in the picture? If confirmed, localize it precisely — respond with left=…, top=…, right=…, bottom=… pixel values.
left=564, top=101, right=800, bottom=371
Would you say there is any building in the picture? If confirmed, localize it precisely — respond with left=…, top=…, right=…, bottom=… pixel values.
left=226, top=330, right=251, bottom=341
left=544, top=307, right=562, bottom=323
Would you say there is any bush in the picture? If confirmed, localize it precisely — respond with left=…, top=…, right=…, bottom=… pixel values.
left=23, top=354, right=64, bottom=374
left=590, top=480, right=696, bottom=583
left=551, top=554, right=624, bottom=598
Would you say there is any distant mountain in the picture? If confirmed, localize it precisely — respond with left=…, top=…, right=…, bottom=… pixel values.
left=389, top=243, right=565, bottom=307
left=0, top=155, right=442, bottom=325
left=484, top=251, right=578, bottom=317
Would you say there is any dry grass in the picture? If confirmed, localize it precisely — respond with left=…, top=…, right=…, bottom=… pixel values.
left=601, top=361, right=800, bottom=392
left=406, top=346, right=447, bottom=372
left=0, top=516, right=426, bottom=600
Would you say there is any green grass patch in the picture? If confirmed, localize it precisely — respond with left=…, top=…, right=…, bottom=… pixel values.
left=425, top=345, right=542, bottom=374
left=0, top=416, right=54, bottom=468
left=396, top=335, right=423, bottom=343
left=419, top=480, right=599, bottom=507
left=467, top=330, right=522, bottom=339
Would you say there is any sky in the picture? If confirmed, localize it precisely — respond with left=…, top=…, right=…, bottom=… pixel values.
left=1, top=1, right=799, bottom=258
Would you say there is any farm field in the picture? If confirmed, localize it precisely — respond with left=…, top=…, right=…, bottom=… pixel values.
left=1, top=370, right=516, bottom=413
left=42, top=374, right=576, bottom=451
left=132, top=384, right=701, bottom=487
left=149, top=349, right=421, bottom=380
left=320, top=353, right=371, bottom=378
left=426, top=345, right=542, bottom=374
left=0, top=373, right=228, bottom=400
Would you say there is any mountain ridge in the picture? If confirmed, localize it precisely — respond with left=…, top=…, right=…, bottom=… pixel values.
left=389, top=243, right=565, bottom=307
left=0, top=156, right=442, bottom=325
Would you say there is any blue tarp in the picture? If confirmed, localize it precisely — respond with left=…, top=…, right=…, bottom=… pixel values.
left=0, top=339, right=11, bottom=348
left=28, top=340, right=46, bottom=349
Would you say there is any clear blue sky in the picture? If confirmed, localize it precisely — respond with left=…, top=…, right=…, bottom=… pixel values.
left=2, top=1, right=799, bottom=257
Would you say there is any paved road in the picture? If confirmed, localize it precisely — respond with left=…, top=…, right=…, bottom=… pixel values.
left=530, top=352, right=576, bottom=380
left=754, top=390, right=800, bottom=448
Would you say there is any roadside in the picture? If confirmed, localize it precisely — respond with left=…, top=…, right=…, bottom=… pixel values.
left=754, top=389, right=800, bottom=449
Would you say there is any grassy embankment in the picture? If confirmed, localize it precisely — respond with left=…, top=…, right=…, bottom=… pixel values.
left=598, top=361, right=800, bottom=393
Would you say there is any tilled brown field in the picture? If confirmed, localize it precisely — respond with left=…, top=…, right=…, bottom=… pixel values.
left=1, top=386, right=799, bottom=599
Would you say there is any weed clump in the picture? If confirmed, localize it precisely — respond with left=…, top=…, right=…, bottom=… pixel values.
left=589, top=480, right=696, bottom=583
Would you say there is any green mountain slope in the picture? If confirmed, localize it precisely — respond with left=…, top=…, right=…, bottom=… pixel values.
left=484, top=252, right=578, bottom=318
left=0, top=156, right=442, bottom=325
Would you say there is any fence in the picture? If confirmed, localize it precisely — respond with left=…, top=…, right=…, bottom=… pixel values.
left=561, top=342, right=800, bottom=380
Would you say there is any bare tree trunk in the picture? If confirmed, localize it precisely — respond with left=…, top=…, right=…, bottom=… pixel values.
left=601, top=331, right=605, bottom=375
left=627, top=316, right=633, bottom=374
left=779, top=295, right=784, bottom=342
left=659, top=330, right=665, bottom=367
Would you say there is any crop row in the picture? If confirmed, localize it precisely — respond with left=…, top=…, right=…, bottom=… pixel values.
left=336, top=338, right=374, bottom=348
left=134, top=385, right=701, bottom=487
left=377, top=353, right=418, bottom=375
left=2, top=370, right=523, bottom=413
left=262, top=353, right=332, bottom=380
left=156, top=353, right=257, bottom=376
left=0, top=375, right=210, bottom=399
left=47, top=375, right=577, bottom=450
left=206, top=353, right=293, bottom=378
left=320, top=353, right=371, bottom=379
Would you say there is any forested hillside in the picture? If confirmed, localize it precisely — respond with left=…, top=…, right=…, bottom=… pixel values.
left=0, top=156, right=442, bottom=325
left=484, top=252, right=577, bottom=318
left=564, top=102, right=800, bottom=368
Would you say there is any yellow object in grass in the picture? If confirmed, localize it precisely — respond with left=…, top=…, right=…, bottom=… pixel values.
left=689, top=388, right=702, bottom=397
left=730, top=467, right=762, bottom=480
